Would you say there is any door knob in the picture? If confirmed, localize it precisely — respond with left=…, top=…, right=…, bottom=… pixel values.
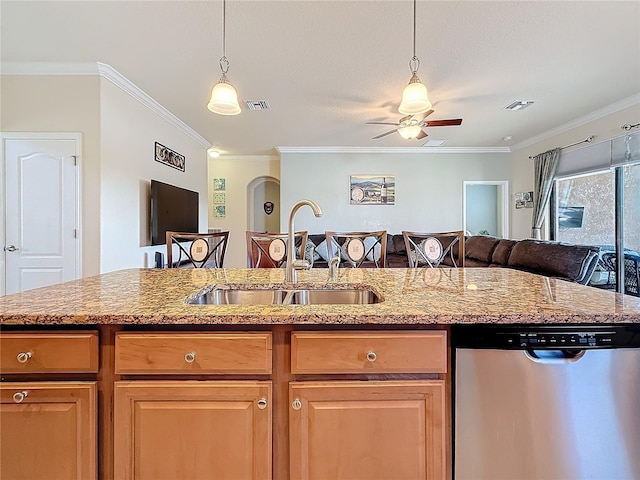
left=4, top=245, right=18, bottom=252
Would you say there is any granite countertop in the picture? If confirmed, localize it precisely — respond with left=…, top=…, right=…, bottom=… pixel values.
left=1, top=268, right=639, bottom=326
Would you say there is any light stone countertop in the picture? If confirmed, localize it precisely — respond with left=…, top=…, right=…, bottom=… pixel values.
left=1, top=268, right=639, bottom=326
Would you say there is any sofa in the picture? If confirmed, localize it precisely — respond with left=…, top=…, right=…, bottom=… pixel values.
left=303, top=233, right=600, bottom=285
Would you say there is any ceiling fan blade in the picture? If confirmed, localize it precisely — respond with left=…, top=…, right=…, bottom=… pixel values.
left=426, top=119, right=463, bottom=127
left=399, top=114, right=413, bottom=124
left=416, top=129, right=428, bottom=140
left=372, top=129, right=398, bottom=140
left=423, top=109, right=435, bottom=118
left=366, top=121, right=400, bottom=126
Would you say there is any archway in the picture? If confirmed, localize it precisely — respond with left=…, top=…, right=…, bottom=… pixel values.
left=247, top=176, right=280, bottom=232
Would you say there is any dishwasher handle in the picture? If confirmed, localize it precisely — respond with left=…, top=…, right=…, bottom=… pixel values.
left=525, top=349, right=585, bottom=364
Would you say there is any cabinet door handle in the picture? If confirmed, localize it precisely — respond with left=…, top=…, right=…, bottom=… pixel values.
left=291, top=398, right=302, bottom=410
left=17, top=352, right=32, bottom=363
left=184, top=352, right=196, bottom=363
left=366, top=351, right=377, bottom=362
left=13, top=391, right=29, bottom=403
left=257, top=397, right=268, bottom=409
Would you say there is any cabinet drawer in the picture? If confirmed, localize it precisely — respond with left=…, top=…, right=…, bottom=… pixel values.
left=0, top=331, right=99, bottom=373
left=291, top=331, right=447, bottom=374
left=115, top=332, right=272, bottom=374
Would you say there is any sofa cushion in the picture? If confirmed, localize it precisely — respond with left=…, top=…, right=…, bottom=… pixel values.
left=392, top=234, right=406, bottom=255
left=464, top=235, right=501, bottom=265
left=507, top=239, right=599, bottom=283
left=491, top=239, right=518, bottom=266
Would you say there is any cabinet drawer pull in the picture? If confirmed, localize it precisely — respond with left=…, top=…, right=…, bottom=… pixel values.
left=366, top=351, right=377, bottom=362
left=13, top=391, right=29, bottom=403
left=292, top=398, right=302, bottom=410
left=16, top=351, right=32, bottom=364
left=184, top=352, right=196, bottom=363
left=257, top=397, right=268, bottom=409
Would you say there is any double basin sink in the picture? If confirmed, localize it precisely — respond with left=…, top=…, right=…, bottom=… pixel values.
left=185, top=284, right=383, bottom=305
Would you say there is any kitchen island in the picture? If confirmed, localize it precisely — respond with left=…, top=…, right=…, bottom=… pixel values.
left=1, top=267, right=639, bottom=480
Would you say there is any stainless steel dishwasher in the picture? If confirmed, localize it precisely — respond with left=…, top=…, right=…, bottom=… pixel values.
left=454, top=325, right=640, bottom=480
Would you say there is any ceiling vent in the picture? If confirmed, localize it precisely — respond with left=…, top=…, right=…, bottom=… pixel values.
left=246, top=100, right=270, bottom=110
left=422, top=139, right=447, bottom=147
left=503, top=100, right=535, bottom=111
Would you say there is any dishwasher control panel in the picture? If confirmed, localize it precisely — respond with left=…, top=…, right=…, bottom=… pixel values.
left=508, top=332, right=604, bottom=348
left=453, top=325, right=640, bottom=350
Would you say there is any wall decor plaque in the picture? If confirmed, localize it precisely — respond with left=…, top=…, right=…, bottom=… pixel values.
left=155, top=142, right=185, bottom=172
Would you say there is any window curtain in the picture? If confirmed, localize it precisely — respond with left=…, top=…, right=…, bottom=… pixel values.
left=531, top=147, right=561, bottom=239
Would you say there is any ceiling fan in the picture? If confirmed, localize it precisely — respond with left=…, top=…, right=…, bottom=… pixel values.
left=367, top=110, right=463, bottom=140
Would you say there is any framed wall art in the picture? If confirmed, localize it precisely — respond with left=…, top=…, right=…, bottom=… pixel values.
left=349, top=175, right=395, bottom=205
left=155, top=142, right=185, bottom=172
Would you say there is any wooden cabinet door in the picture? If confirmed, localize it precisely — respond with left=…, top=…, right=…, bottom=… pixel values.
left=0, top=382, right=97, bottom=480
left=290, top=380, right=446, bottom=480
left=114, top=381, right=272, bottom=480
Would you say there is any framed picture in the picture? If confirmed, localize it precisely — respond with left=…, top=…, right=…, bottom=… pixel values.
left=213, top=205, right=226, bottom=218
left=155, top=142, right=185, bottom=172
left=212, top=192, right=225, bottom=204
left=213, top=178, right=226, bottom=191
left=349, top=175, right=395, bottom=205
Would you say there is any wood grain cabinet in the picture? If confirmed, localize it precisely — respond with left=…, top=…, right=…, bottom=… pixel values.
left=289, top=331, right=448, bottom=480
left=0, top=331, right=99, bottom=480
left=113, top=332, right=273, bottom=480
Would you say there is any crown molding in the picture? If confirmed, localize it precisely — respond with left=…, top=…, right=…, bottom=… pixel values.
left=1, top=61, right=213, bottom=149
left=276, top=146, right=511, bottom=154
left=512, top=93, right=640, bottom=151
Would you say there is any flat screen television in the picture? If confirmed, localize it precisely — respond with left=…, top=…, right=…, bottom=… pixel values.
left=558, top=206, right=584, bottom=229
left=150, top=180, right=199, bottom=245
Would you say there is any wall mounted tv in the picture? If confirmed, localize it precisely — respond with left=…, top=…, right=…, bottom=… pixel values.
left=150, top=180, right=199, bottom=245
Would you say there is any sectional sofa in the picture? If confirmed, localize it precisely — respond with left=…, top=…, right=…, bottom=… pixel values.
left=303, top=233, right=600, bottom=285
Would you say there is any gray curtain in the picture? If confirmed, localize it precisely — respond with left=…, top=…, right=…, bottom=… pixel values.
left=531, top=147, right=560, bottom=239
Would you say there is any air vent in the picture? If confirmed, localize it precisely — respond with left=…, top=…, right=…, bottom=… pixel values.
left=503, top=100, right=535, bottom=111
left=246, top=100, right=270, bottom=111
left=422, top=139, right=447, bottom=147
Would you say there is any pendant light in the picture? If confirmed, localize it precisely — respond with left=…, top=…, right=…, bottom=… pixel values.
left=398, top=0, right=432, bottom=115
left=207, top=0, right=241, bottom=115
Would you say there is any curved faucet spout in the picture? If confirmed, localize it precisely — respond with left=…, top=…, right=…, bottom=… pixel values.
left=286, top=200, right=323, bottom=283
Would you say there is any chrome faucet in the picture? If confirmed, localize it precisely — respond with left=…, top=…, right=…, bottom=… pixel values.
left=285, top=199, right=322, bottom=283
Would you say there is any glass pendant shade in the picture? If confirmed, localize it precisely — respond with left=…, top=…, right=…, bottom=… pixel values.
left=398, top=125, right=422, bottom=139
left=399, top=75, right=432, bottom=115
left=207, top=78, right=241, bottom=115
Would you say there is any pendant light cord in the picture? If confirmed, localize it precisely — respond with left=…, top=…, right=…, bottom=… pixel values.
left=409, top=0, right=420, bottom=75
left=219, top=0, right=230, bottom=75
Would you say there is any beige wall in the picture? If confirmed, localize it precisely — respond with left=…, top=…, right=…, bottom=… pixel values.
left=99, top=79, right=208, bottom=272
left=1, top=75, right=102, bottom=276
left=208, top=155, right=280, bottom=267
left=280, top=151, right=514, bottom=237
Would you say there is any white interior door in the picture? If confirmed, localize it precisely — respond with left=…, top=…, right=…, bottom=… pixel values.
left=3, top=134, right=81, bottom=294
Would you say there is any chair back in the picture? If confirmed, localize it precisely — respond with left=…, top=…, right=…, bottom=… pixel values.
left=324, top=231, right=387, bottom=268
left=601, top=252, right=640, bottom=296
left=246, top=231, right=308, bottom=268
left=166, top=231, right=229, bottom=268
left=402, top=231, right=465, bottom=268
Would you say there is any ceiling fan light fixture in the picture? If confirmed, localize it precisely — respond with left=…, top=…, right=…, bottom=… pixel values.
left=399, top=73, right=432, bottom=115
left=398, top=124, right=422, bottom=139
left=207, top=74, right=241, bottom=115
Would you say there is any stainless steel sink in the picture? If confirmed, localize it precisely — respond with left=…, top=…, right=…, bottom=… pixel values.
left=185, top=285, right=382, bottom=305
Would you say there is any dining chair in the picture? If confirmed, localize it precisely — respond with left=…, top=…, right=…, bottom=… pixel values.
left=324, top=231, right=387, bottom=268
left=166, top=231, right=229, bottom=268
left=402, top=231, right=465, bottom=268
left=246, top=231, right=308, bottom=268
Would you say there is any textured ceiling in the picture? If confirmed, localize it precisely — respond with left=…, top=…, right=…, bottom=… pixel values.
left=2, top=0, right=639, bottom=155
